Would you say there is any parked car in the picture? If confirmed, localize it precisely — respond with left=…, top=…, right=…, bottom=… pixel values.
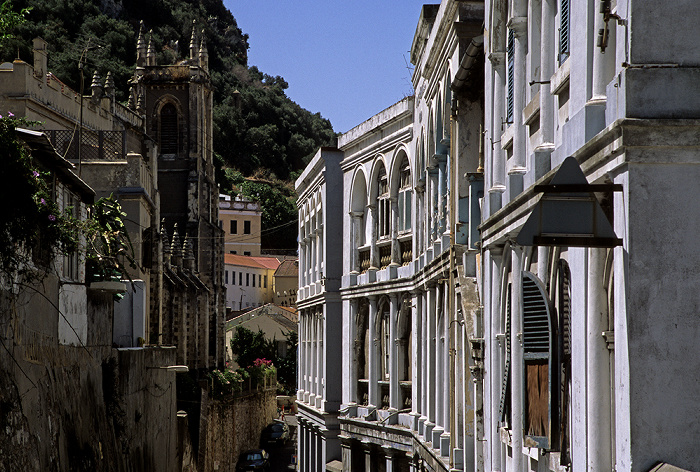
left=260, top=420, right=290, bottom=447
left=236, top=449, right=270, bottom=472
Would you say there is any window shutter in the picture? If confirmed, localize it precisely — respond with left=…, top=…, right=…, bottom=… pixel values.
left=522, top=271, right=555, bottom=449
left=557, top=260, right=572, bottom=461
left=160, top=103, right=178, bottom=154
left=559, top=0, right=570, bottom=64
left=499, top=286, right=512, bottom=426
left=506, top=29, right=515, bottom=124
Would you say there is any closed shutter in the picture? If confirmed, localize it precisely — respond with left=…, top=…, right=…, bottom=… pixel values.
left=523, top=271, right=555, bottom=449
left=499, top=286, right=512, bottom=426
left=506, top=29, right=515, bottom=124
left=558, top=260, right=572, bottom=461
left=559, top=0, right=570, bottom=64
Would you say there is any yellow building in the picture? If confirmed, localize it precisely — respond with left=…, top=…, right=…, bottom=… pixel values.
left=219, top=194, right=262, bottom=256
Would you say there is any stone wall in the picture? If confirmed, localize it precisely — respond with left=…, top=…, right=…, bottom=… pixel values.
left=199, top=388, right=277, bottom=471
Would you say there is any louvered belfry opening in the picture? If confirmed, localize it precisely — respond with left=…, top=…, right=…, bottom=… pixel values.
left=522, top=271, right=555, bottom=449
left=160, top=103, right=178, bottom=155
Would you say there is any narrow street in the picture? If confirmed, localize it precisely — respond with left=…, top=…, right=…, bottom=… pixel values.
left=268, top=414, right=297, bottom=471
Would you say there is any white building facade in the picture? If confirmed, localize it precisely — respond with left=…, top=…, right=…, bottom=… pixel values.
left=480, top=0, right=700, bottom=471
left=295, top=148, right=345, bottom=471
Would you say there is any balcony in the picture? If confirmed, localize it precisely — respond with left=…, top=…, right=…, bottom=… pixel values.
left=45, top=129, right=126, bottom=161
left=358, top=247, right=370, bottom=273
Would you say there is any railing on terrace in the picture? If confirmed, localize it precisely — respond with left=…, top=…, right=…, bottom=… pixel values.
left=400, top=239, right=412, bottom=266
left=378, top=242, right=391, bottom=269
left=358, top=248, right=370, bottom=273
left=44, top=129, right=126, bottom=161
left=400, top=381, right=412, bottom=409
left=358, top=379, right=369, bottom=406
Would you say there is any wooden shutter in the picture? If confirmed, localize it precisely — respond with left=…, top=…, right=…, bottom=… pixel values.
left=506, top=29, right=515, bottom=124
left=559, top=0, right=570, bottom=64
left=499, top=286, right=512, bottom=426
left=522, top=271, right=555, bottom=449
left=558, top=260, right=572, bottom=461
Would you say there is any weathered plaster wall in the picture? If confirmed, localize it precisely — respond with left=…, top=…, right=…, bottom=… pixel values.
left=199, top=389, right=277, bottom=472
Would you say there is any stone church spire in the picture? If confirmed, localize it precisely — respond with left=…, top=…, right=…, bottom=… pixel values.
left=189, top=21, right=198, bottom=61
left=198, top=30, right=208, bottom=71
left=146, top=31, right=156, bottom=67
left=136, top=20, right=146, bottom=67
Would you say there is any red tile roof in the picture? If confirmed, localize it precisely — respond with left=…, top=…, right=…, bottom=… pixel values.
left=274, top=259, right=298, bottom=277
left=224, top=254, right=281, bottom=270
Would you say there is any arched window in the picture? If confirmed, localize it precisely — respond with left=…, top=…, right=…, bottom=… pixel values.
left=160, top=103, right=178, bottom=155
left=398, top=156, right=412, bottom=233
left=377, top=164, right=390, bottom=239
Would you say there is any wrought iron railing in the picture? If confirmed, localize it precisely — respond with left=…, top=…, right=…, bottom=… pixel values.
left=44, top=129, right=126, bottom=161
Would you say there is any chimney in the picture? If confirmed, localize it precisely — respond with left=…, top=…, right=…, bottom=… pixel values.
left=32, top=37, right=48, bottom=79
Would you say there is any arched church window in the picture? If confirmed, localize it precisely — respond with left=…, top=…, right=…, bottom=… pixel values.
left=160, top=103, right=178, bottom=155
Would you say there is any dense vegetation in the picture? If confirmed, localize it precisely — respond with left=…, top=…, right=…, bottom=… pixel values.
left=1, top=0, right=336, bottom=249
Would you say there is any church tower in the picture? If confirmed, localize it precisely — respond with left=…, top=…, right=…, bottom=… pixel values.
left=131, top=21, right=225, bottom=369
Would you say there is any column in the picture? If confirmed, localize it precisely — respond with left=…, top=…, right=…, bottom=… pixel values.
left=363, top=443, right=372, bottom=472
left=309, top=426, right=316, bottom=472
left=316, top=311, right=323, bottom=409
left=316, top=227, right=323, bottom=282
left=440, top=281, right=451, bottom=456
left=298, top=312, right=306, bottom=400
left=368, top=204, right=379, bottom=270
left=587, top=248, right=612, bottom=472
left=389, top=294, right=399, bottom=413
left=304, top=311, right=311, bottom=403
left=340, top=437, right=353, bottom=472
left=591, top=0, right=607, bottom=103
left=437, top=156, right=447, bottom=236
left=487, top=251, right=503, bottom=472
left=390, top=197, right=401, bottom=266
left=511, top=246, right=525, bottom=472
left=425, top=284, right=436, bottom=440
left=419, top=290, right=428, bottom=435
left=508, top=10, right=528, bottom=198
left=433, top=285, right=445, bottom=449
left=297, top=419, right=305, bottom=472
left=540, top=0, right=556, bottom=148
left=368, top=295, right=379, bottom=408
left=383, top=446, right=396, bottom=472
left=349, top=299, right=359, bottom=404
left=309, top=311, right=318, bottom=406
left=318, top=426, right=326, bottom=472
left=489, top=53, right=507, bottom=209
left=429, top=168, right=439, bottom=243
left=411, top=290, right=422, bottom=431
left=310, top=230, right=317, bottom=284
left=299, top=239, right=306, bottom=287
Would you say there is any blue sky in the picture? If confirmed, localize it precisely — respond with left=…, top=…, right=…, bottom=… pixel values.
left=223, top=1, right=430, bottom=133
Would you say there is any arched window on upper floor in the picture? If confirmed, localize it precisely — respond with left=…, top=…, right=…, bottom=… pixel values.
left=397, top=155, right=412, bottom=234
left=377, top=164, right=390, bottom=240
left=160, top=102, right=178, bottom=155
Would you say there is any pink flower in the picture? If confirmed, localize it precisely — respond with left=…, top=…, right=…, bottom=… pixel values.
left=48, top=215, right=56, bottom=222
left=7, top=112, right=14, bottom=117
left=40, top=198, right=46, bottom=205
left=33, top=171, right=39, bottom=178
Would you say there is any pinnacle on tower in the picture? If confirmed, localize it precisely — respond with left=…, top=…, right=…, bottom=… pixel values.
left=189, top=21, right=198, bottom=60
left=90, top=70, right=103, bottom=102
left=104, top=71, right=114, bottom=96
left=136, top=20, right=146, bottom=66
left=147, top=30, right=156, bottom=66
left=161, top=218, right=170, bottom=253
left=128, top=86, right=136, bottom=109
left=199, top=30, right=208, bottom=70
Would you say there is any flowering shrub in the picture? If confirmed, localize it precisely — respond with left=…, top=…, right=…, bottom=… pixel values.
left=0, top=113, right=136, bottom=288
left=207, top=359, right=276, bottom=399
left=0, top=114, right=79, bottom=280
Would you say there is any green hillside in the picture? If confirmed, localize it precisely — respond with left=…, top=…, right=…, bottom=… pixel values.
left=1, top=0, right=333, bottom=249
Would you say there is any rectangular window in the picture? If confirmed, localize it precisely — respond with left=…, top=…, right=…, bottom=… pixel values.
left=258, top=274, right=261, bottom=287
left=239, top=272, right=242, bottom=286
left=230, top=220, right=237, bottom=234
left=244, top=220, right=251, bottom=234
left=252, top=274, right=256, bottom=287
left=246, top=273, right=249, bottom=286
left=225, top=270, right=229, bottom=284
left=231, top=271, right=235, bottom=285
left=264, top=275, right=267, bottom=288
left=244, top=251, right=251, bottom=256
